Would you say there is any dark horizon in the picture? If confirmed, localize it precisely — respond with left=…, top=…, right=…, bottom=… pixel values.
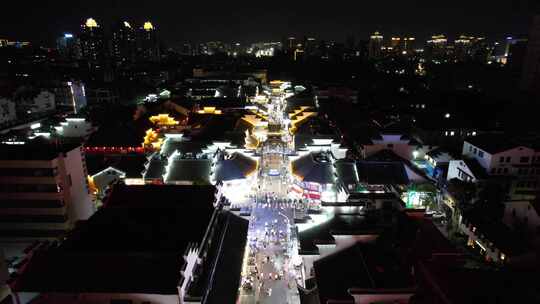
left=1, top=0, right=539, bottom=47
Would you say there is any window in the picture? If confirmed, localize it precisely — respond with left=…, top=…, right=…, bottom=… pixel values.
left=469, top=146, right=473, bottom=152
left=478, top=150, right=484, bottom=157
left=387, top=144, right=394, bottom=148
left=506, top=157, right=511, bottom=162
left=499, top=156, right=504, bottom=163
left=503, top=168, right=509, bottom=174
left=497, top=168, right=503, bottom=174
left=491, top=168, right=497, bottom=174
left=450, top=131, right=455, bottom=136
left=473, top=148, right=477, bottom=154
left=520, top=156, right=530, bottom=163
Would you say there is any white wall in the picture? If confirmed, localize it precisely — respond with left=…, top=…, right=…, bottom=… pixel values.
left=463, top=141, right=536, bottom=175
left=179, top=247, right=199, bottom=303
left=63, top=146, right=94, bottom=222
left=489, top=147, right=536, bottom=175
left=447, top=160, right=478, bottom=182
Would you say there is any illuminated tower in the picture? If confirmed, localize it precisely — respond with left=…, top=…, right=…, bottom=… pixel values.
left=426, top=34, right=448, bottom=62
left=138, top=21, right=160, bottom=62
left=78, top=18, right=107, bottom=66
left=403, top=37, right=415, bottom=54
left=390, top=37, right=401, bottom=53
left=368, top=31, right=384, bottom=59
left=111, top=21, right=137, bottom=65
left=454, top=35, right=474, bottom=61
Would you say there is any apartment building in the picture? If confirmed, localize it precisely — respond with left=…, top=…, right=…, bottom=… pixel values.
left=0, top=137, right=94, bottom=241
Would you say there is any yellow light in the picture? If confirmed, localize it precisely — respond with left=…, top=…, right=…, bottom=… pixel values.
left=149, top=114, right=179, bottom=126
left=196, top=107, right=222, bottom=115
left=142, top=128, right=163, bottom=150
left=143, top=21, right=154, bottom=31
left=85, top=18, right=98, bottom=28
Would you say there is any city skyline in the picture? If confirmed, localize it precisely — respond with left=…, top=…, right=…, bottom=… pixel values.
left=1, top=0, right=539, bottom=47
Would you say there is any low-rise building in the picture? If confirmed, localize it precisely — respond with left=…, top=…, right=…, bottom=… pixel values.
left=460, top=207, right=529, bottom=264
left=461, top=135, right=540, bottom=200
left=362, top=132, right=423, bottom=162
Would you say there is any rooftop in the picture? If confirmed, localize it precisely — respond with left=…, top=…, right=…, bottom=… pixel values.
left=292, top=152, right=336, bottom=184
left=465, top=134, right=537, bottom=154
left=314, top=241, right=415, bottom=304
left=0, top=137, right=80, bottom=161
left=15, top=184, right=218, bottom=295
left=356, top=161, right=410, bottom=185
left=461, top=207, right=529, bottom=255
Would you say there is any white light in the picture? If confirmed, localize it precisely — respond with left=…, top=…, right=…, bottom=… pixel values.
left=445, top=113, right=451, bottom=118
left=64, top=33, right=73, bottom=38
left=30, top=123, right=41, bottom=129
left=412, top=151, right=419, bottom=159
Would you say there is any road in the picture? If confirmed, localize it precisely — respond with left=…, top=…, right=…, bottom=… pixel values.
left=237, top=86, right=301, bottom=304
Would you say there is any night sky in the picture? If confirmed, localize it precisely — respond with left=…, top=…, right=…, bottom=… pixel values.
left=1, top=0, right=539, bottom=47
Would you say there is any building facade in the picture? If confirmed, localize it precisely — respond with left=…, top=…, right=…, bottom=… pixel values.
left=0, top=98, right=16, bottom=125
left=0, top=140, right=94, bottom=241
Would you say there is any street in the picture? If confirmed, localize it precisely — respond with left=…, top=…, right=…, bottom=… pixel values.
left=236, top=85, right=301, bottom=304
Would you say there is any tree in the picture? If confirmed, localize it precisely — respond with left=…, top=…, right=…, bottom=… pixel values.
left=446, top=178, right=477, bottom=237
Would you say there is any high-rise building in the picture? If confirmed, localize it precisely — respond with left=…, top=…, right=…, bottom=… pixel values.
left=454, top=35, right=475, bottom=61
left=111, top=21, right=137, bottom=65
left=522, top=15, right=540, bottom=94
left=0, top=138, right=94, bottom=241
left=304, top=37, right=316, bottom=56
left=403, top=37, right=415, bottom=54
left=138, top=21, right=160, bottom=62
left=368, top=31, right=384, bottom=59
left=506, top=37, right=528, bottom=72
left=78, top=18, right=107, bottom=66
left=53, top=81, right=87, bottom=114
left=56, top=33, right=80, bottom=61
left=426, top=34, right=448, bottom=62
left=390, top=37, right=401, bottom=52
